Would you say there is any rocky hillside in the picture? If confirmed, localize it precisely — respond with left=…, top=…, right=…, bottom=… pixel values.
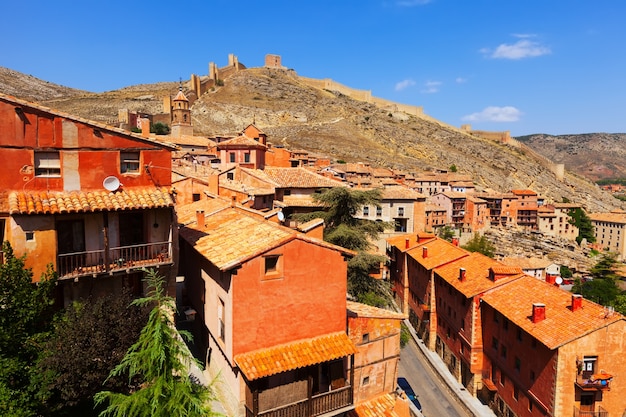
left=516, top=133, right=626, bottom=182
left=1, top=65, right=623, bottom=213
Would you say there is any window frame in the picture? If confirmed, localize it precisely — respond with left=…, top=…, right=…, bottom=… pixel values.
left=120, top=151, right=140, bottom=174
left=34, top=151, right=61, bottom=177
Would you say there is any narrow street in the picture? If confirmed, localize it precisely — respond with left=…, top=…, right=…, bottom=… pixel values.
left=398, top=339, right=470, bottom=417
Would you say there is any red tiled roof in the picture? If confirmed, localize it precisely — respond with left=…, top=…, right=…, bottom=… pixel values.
left=262, top=167, right=344, bottom=188
left=386, top=232, right=436, bottom=251
left=234, top=331, right=356, bottom=381
left=350, top=393, right=405, bottom=417
left=511, top=189, right=538, bottom=196
left=406, top=238, right=468, bottom=270
left=434, top=252, right=525, bottom=297
left=8, top=188, right=174, bottom=215
left=347, top=301, right=407, bottom=320
left=589, top=212, right=626, bottom=224
left=481, top=275, right=625, bottom=349
left=381, top=185, right=425, bottom=200
left=217, top=135, right=267, bottom=149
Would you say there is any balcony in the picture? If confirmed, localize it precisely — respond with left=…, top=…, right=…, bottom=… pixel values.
left=245, top=385, right=353, bottom=417
left=576, top=373, right=612, bottom=391
left=57, top=241, right=172, bottom=279
left=573, top=405, right=608, bottom=417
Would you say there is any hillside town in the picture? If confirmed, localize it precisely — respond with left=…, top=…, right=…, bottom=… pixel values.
left=1, top=55, right=626, bottom=417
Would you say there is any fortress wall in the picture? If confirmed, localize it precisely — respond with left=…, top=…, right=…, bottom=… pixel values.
left=298, top=76, right=327, bottom=90
left=467, top=129, right=511, bottom=144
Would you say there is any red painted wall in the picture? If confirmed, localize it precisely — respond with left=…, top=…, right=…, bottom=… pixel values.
left=231, top=238, right=348, bottom=355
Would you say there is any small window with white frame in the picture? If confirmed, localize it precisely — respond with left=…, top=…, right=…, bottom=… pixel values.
left=120, top=151, right=140, bottom=174
left=35, top=151, right=61, bottom=177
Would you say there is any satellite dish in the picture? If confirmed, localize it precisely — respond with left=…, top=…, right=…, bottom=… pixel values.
left=103, top=176, right=121, bottom=192
left=555, top=276, right=564, bottom=285
left=277, top=211, right=285, bottom=222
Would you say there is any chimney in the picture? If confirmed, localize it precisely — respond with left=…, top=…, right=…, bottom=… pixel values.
left=571, top=294, right=583, bottom=312
left=531, top=303, right=546, bottom=323
left=196, top=210, right=205, bottom=229
left=140, top=118, right=150, bottom=137
left=422, top=247, right=428, bottom=258
left=459, top=268, right=466, bottom=282
left=405, top=238, right=410, bottom=249
left=416, top=234, right=420, bottom=244
left=231, top=195, right=237, bottom=207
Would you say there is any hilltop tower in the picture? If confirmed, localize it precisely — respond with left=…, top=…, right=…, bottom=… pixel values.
left=170, top=82, right=193, bottom=137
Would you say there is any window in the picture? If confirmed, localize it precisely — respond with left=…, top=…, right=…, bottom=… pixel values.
left=503, top=318, right=509, bottom=331
left=362, top=376, right=370, bottom=385
left=492, top=337, right=499, bottom=351
left=25, top=231, right=35, bottom=241
left=229, top=152, right=236, bottom=163
left=398, top=207, right=405, bottom=217
left=500, top=371, right=505, bottom=386
left=530, top=370, right=535, bottom=382
left=494, top=310, right=499, bottom=323
left=265, top=255, right=280, bottom=274
left=284, top=189, right=291, bottom=196
left=363, top=206, right=369, bottom=216
left=120, top=151, right=140, bottom=173
left=517, top=328, right=523, bottom=342
left=501, top=345, right=507, bottom=359
left=244, top=153, right=250, bottom=163
left=513, top=386, right=519, bottom=401
left=218, top=298, right=225, bottom=342
left=362, top=333, right=370, bottom=344
left=192, top=193, right=201, bottom=202
left=515, top=357, right=521, bottom=373
left=35, top=151, right=61, bottom=176
left=376, top=206, right=382, bottom=217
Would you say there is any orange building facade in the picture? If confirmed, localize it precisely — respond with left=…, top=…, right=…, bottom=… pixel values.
left=0, top=93, right=178, bottom=302
left=177, top=198, right=357, bottom=417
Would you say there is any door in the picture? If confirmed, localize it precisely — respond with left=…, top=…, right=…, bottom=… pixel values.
left=580, top=393, right=595, bottom=415
left=57, top=219, right=86, bottom=274
left=119, top=212, right=144, bottom=246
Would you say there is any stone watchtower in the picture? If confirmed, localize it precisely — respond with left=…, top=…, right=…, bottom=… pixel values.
left=170, top=83, right=193, bottom=138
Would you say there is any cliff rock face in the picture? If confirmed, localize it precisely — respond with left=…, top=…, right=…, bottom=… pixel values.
left=1, top=66, right=622, bottom=213
left=517, top=133, right=626, bottom=181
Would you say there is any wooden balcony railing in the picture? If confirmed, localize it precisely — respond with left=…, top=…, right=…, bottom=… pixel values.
left=57, top=241, right=172, bottom=279
left=576, top=373, right=612, bottom=391
left=573, top=405, right=608, bottom=417
left=245, top=385, right=353, bottom=417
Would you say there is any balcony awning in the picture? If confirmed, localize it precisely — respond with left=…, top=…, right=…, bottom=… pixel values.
left=234, top=331, right=356, bottom=381
left=8, top=187, right=174, bottom=215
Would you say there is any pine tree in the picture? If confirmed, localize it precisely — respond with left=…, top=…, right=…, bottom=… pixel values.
left=94, top=269, right=219, bottom=417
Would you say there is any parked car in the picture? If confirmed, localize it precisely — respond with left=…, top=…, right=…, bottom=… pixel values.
left=397, top=377, right=422, bottom=411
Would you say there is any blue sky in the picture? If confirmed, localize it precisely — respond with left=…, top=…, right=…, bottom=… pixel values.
left=2, top=0, right=625, bottom=136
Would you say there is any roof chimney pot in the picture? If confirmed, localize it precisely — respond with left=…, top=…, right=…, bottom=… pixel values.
left=572, top=294, right=583, bottom=312
left=459, top=268, right=466, bottom=281
left=405, top=238, right=410, bottom=249
left=196, top=210, right=205, bottom=229
left=423, top=247, right=428, bottom=258
left=532, top=303, right=546, bottom=323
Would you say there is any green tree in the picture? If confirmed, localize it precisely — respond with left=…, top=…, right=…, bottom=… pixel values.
left=0, top=242, right=57, bottom=417
left=449, top=164, right=458, bottom=173
left=461, top=233, right=496, bottom=258
left=568, top=207, right=595, bottom=244
left=38, top=290, right=149, bottom=416
left=293, top=187, right=391, bottom=304
left=560, top=265, right=573, bottom=279
left=572, top=253, right=622, bottom=307
left=437, top=225, right=456, bottom=242
left=94, top=269, right=218, bottom=417
left=150, top=122, right=170, bottom=135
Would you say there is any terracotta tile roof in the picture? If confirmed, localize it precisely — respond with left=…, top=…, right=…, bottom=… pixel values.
left=347, top=301, right=407, bottom=320
left=262, top=167, right=344, bottom=188
left=8, top=187, right=174, bottom=215
left=425, top=204, right=446, bottom=212
left=435, top=252, right=525, bottom=297
left=234, top=331, right=356, bottom=381
left=274, top=195, right=325, bottom=208
left=438, top=191, right=468, bottom=199
left=554, top=203, right=581, bottom=209
left=381, top=185, right=425, bottom=200
left=386, top=232, right=436, bottom=251
left=173, top=89, right=189, bottom=101
left=178, top=201, right=353, bottom=270
left=350, top=393, right=405, bottom=417
left=589, top=211, right=626, bottom=224
left=490, top=265, right=524, bottom=275
left=169, top=134, right=216, bottom=147
left=481, top=275, right=625, bottom=349
left=217, top=135, right=267, bottom=149
left=406, top=238, right=468, bottom=270
left=511, top=189, right=538, bottom=196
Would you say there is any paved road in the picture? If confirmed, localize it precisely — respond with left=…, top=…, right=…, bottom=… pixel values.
left=398, top=339, right=470, bottom=417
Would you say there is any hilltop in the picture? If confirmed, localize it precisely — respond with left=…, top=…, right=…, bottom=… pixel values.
left=0, top=65, right=622, bottom=213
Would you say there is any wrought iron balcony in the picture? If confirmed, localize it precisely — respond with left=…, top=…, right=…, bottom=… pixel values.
left=573, top=405, right=608, bottom=417
left=245, top=385, right=353, bottom=417
left=57, top=241, right=172, bottom=279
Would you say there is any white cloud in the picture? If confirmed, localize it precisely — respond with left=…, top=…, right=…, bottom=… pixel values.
left=482, top=39, right=551, bottom=60
left=395, top=79, right=416, bottom=91
left=396, top=0, right=431, bottom=6
left=455, top=77, right=467, bottom=84
left=421, top=80, right=442, bottom=94
left=462, top=106, right=522, bottom=122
